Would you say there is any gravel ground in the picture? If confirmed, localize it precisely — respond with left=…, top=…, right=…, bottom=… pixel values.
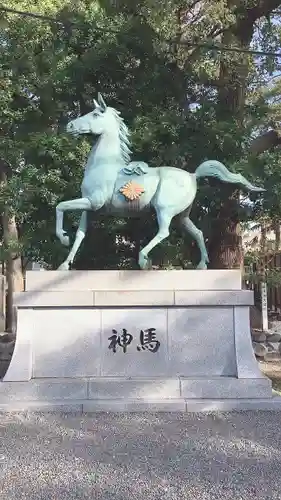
left=1, top=412, right=281, bottom=500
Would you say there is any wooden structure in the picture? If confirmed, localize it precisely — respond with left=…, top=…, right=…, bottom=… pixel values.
left=246, top=253, right=281, bottom=315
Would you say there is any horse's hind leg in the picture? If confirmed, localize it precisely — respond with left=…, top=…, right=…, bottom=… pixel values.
left=138, top=208, right=173, bottom=269
left=180, top=212, right=209, bottom=269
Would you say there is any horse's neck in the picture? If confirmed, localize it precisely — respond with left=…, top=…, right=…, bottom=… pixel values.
left=85, top=134, right=125, bottom=174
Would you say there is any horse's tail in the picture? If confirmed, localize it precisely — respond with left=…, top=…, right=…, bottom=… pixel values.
left=195, top=160, right=265, bottom=192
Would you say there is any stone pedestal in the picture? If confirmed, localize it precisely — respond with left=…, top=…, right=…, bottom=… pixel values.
left=0, top=270, right=277, bottom=412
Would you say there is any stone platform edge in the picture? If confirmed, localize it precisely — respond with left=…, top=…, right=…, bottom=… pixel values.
left=0, top=376, right=273, bottom=406
left=14, top=289, right=253, bottom=307
left=1, top=397, right=281, bottom=413
left=24, top=269, right=242, bottom=292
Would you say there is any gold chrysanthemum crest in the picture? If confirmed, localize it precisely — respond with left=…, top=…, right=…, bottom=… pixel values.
left=119, top=180, right=145, bottom=201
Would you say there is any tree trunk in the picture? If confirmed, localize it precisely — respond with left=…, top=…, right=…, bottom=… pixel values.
left=3, top=215, right=24, bottom=333
left=0, top=163, right=24, bottom=333
left=211, top=3, right=254, bottom=269
left=208, top=188, right=243, bottom=269
left=274, top=222, right=280, bottom=252
left=210, top=0, right=281, bottom=268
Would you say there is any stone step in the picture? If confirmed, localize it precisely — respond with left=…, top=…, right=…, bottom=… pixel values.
left=0, top=376, right=272, bottom=402
left=0, top=396, right=281, bottom=413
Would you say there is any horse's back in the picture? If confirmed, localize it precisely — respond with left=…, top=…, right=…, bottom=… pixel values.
left=108, top=168, right=160, bottom=214
left=108, top=166, right=196, bottom=216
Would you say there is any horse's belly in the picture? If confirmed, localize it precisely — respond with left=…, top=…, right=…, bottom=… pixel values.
left=108, top=171, right=159, bottom=214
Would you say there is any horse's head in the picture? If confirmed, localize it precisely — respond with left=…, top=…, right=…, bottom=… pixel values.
left=66, top=93, right=119, bottom=137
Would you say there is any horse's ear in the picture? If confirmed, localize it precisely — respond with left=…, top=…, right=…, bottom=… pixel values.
left=93, top=99, right=98, bottom=108
left=98, top=93, right=107, bottom=111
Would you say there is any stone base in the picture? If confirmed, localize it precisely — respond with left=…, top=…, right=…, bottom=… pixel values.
left=0, top=376, right=276, bottom=412
left=1, top=398, right=281, bottom=414
left=0, top=270, right=274, bottom=412
left=0, top=376, right=272, bottom=400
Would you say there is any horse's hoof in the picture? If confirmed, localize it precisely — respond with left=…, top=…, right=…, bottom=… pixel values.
left=196, top=261, right=208, bottom=270
left=145, top=258, right=152, bottom=269
left=138, top=254, right=152, bottom=270
left=57, top=261, right=70, bottom=271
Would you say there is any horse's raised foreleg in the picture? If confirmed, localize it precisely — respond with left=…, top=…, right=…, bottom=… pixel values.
left=56, top=197, right=91, bottom=246
left=181, top=214, right=209, bottom=269
left=57, top=211, right=87, bottom=270
left=138, top=209, right=172, bottom=270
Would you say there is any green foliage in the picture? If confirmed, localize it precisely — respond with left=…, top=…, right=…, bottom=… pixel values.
left=1, top=0, right=281, bottom=269
left=245, top=259, right=281, bottom=287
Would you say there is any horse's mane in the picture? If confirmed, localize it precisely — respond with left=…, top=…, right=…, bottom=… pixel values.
left=111, top=108, right=132, bottom=165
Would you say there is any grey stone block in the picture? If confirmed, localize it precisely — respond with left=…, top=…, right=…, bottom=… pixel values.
left=252, top=342, right=267, bottom=357
left=83, top=399, right=186, bottom=412
left=0, top=398, right=280, bottom=413
left=32, top=309, right=101, bottom=378
left=14, top=291, right=94, bottom=307
left=266, top=333, right=281, bottom=343
left=4, top=309, right=32, bottom=382
left=94, top=290, right=174, bottom=306
left=184, top=397, right=281, bottom=412
left=168, top=308, right=236, bottom=376
left=0, top=379, right=87, bottom=402
left=101, top=309, right=169, bottom=377
left=234, top=307, right=265, bottom=378
left=88, top=378, right=181, bottom=399
left=267, top=342, right=280, bottom=352
left=180, top=377, right=272, bottom=399
left=251, top=331, right=267, bottom=342
left=25, top=269, right=242, bottom=292
left=0, top=402, right=83, bottom=413
left=265, top=351, right=281, bottom=361
left=175, top=290, right=253, bottom=306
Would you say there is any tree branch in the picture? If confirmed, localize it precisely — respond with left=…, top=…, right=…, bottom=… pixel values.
left=233, top=0, right=281, bottom=38
left=248, top=0, right=281, bottom=21
left=183, top=26, right=226, bottom=67
left=249, top=130, right=281, bottom=155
